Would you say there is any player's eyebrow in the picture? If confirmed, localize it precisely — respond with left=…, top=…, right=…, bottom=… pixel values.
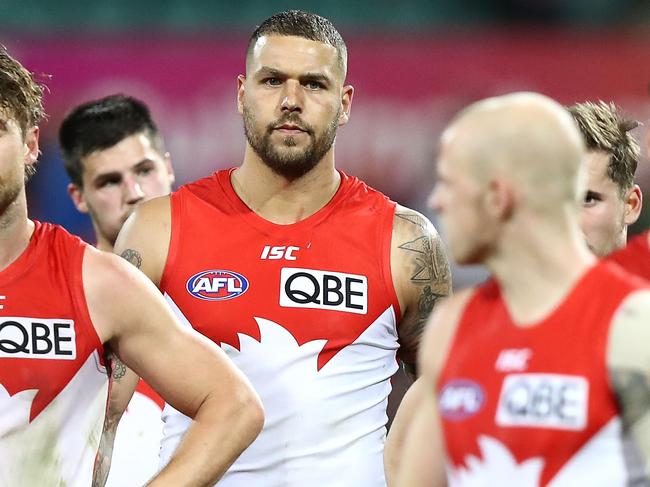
left=255, top=66, right=286, bottom=79
left=299, top=72, right=332, bottom=87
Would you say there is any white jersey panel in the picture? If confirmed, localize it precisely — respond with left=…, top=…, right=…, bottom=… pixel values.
left=160, top=299, right=399, bottom=487
left=0, top=351, right=108, bottom=487
left=105, top=392, right=164, bottom=487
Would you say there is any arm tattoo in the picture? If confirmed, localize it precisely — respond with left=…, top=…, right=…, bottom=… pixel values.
left=395, top=212, right=451, bottom=376
left=110, top=354, right=127, bottom=381
left=92, top=412, right=118, bottom=487
left=610, top=367, right=650, bottom=433
left=120, top=248, right=142, bottom=269
left=93, top=353, right=124, bottom=486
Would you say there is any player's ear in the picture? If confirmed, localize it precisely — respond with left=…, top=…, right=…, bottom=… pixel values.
left=68, top=183, right=89, bottom=214
left=163, top=152, right=175, bottom=185
left=23, top=126, right=39, bottom=166
left=237, top=75, right=246, bottom=115
left=338, top=85, right=354, bottom=126
left=485, top=178, right=515, bottom=221
left=624, top=184, right=642, bottom=225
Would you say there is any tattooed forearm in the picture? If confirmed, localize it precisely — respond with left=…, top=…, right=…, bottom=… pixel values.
left=610, top=367, right=650, bottom=433
left=120, top=248, right=142, bottom=269
left=92, top=413, right=118, bottom=487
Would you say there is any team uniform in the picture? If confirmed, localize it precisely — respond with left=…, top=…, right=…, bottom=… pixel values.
left=608, top=230, right=650, bottom=281
left=438, top=262, right=649, bottom=486
left=158, top=169, right=401, bottom=486
left=105, top=380, right=164, bottom=487
left=0, top=222, right=108, bottom=487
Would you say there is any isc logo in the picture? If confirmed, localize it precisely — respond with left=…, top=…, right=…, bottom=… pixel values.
left=0, top=317, right=76, bottom=360
left=279, top=268, right=367, bottom=314
left=186, top=270, right=249, bottom=301
left=438, top=379, right=485, bottom=420
left=261, top=245, right=299, bottom=261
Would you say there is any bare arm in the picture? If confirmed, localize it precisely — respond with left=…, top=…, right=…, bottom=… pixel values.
left=92, top=354, right=139, bottom=487
left=384, top=377, right=425, bottom=485
left=96, top=197, right=263, bottom=486
left=608, top=290, right=650, bottom=473
left=391, top=206, right=452, bottom=378
left=393, top=290, right=472, bottom=487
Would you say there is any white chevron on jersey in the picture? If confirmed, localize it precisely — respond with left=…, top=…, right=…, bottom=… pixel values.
left=160, top=295, right=399, bottom=487
left=0, top=352, right=108, bottom=487
left=447, top=418, right=634, bottom=487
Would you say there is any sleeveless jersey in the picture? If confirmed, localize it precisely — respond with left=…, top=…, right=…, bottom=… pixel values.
left=438, top=262, right=649, bottom=486
left=105, top=380, right=164, bottom=487
left=608, top=230, right=650, bottom=281
left=0, top=221, right=108, bottom=487
left=158, top=169, right=401, bottom=487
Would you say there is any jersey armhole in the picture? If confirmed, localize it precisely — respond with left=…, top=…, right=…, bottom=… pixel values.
left=379, top=200, right=402, bottom=322
left=159, top=191, right=182, bottom=292
left=71, top=244, right=106, bottom=363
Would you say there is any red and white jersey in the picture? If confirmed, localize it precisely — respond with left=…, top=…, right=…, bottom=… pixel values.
left=0, top=221, right=108, bottom=486
left=438, top=262, right=649, bottom=486
left=158, top=169, right=401, bottom=486
left=608, top=230, right=650, bottom=281
left=105, top=380, right=164, bottom=487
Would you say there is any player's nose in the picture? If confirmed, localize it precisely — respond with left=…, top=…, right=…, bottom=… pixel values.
left=124, top=177, right=145, bottom=205
left=280, top=80, right=303, bottom=113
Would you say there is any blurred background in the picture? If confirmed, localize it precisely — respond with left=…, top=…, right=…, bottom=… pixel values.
left=4, top=0, right=650, bottom=290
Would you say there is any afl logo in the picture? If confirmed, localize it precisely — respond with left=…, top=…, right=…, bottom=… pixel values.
left=186, top=270, right=249, bottom=301
left=439, top=379, right=485, bottom=421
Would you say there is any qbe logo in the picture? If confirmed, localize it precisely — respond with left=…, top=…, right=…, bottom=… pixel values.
left=0, top=317, right=76, bottom=360
left=439, top=379, right=485, bottom=420
left=495, top=373, right=588, bottom=431
left=186, top=270, right=249, bottom=301
left=280, top=268, right=367, bottom=314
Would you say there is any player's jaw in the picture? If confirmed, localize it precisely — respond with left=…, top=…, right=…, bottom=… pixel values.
left=244, top=106, right=339, bottom=181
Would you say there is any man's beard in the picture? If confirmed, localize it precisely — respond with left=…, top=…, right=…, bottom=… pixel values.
left=243, top=106, right=339, bottom=181
left=0, top=167, right=24, bottom=220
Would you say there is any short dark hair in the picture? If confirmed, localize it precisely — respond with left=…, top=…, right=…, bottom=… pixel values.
left=247, top=10, right=347, bottom=77
left=568, top=101, right=640, bottom=193
left=59, top=94, right=165, bottom=187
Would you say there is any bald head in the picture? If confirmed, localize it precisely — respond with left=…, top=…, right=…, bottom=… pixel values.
left=444, top=92, right=586, bottom=210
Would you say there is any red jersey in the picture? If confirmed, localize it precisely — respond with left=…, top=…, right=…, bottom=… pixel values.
left=438, top=262, right=648, bottom=486
left=0, top=222, right=108, bottom=486
left=158, top=169, right=401, bottom=486
left=607, top=230, right=650, bottom=281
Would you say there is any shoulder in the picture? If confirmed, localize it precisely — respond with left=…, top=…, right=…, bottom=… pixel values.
left=114, top=195, right=172, bottom=285
left=82, top=246, right=161, bottom=343
left=391, top=204, right=450, bottom=304
left=392, top=204, right=439, bottom=237
left=420, top=288, right=477, bottom=381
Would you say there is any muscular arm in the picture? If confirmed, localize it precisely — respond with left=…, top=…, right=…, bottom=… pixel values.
left=391, top=206, right=451, bottom=378
left=608, top=290, right=650, bottom=473
left=92, top=355, right=139, bottom=487
left=92, top=208, right=166, bottom=487
left=96, top=197, right=264, bottom=486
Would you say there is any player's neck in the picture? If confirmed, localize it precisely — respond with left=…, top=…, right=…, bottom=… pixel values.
left=234, top=149, right=341, bottom=225
left=487, top=216, right=596, bottom=326
left=95, top=237, right=113, bottom=253
left=0, top=191, right=34, bottom=272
